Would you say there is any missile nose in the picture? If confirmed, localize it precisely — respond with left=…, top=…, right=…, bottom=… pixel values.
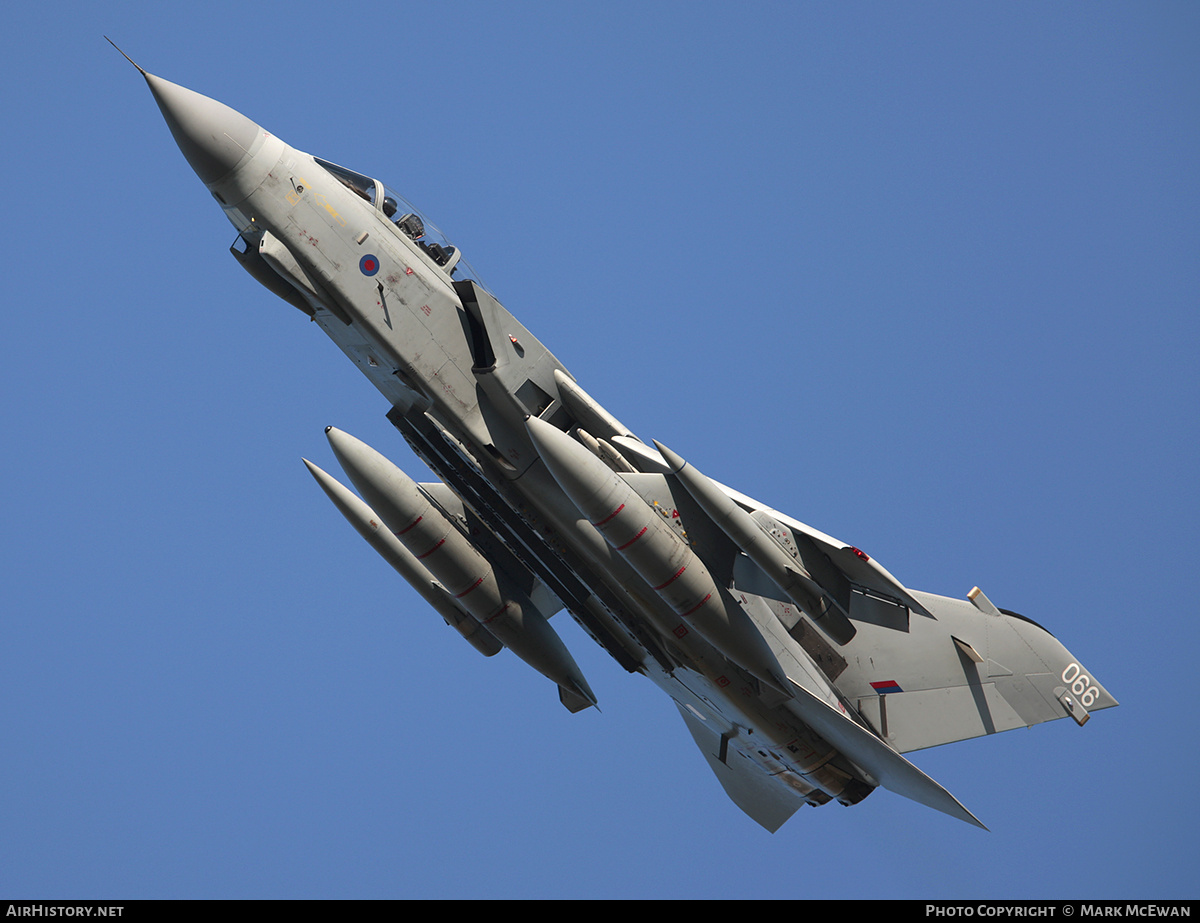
left=324, top=426, right=352, bottom=455
left=651, top=440, right=686, bottom=474
left=141, top=71, right=264, bottom=186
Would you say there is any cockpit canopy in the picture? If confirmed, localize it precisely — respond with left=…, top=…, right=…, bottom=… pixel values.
left=314, top=157, right=486, bottom=289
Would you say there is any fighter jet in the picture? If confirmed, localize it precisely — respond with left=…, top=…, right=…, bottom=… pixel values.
left=117, top=44, right=1116, bottom=831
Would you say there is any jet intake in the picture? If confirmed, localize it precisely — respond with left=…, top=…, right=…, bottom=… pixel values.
left=230, top=234, right=315, bottom=317
left=255, top=229, right=351, bottom=325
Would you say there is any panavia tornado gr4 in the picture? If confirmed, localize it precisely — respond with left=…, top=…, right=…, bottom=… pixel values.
left=118, top=44, right=1116, bottom=832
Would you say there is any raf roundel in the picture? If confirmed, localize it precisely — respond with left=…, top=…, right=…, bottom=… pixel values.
left=359, top=254, right=380, bottom=276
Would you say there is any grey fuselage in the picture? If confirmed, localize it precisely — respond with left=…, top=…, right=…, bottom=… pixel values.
left=134, top=65, right=1116, bottom=831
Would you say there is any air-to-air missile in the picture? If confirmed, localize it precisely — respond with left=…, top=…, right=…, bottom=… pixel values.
left=120, top=41, right=1116, bottom=831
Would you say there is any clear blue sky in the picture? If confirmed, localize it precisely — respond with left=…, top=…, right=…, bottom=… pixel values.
left=2, top=1, right=1196, bottom=899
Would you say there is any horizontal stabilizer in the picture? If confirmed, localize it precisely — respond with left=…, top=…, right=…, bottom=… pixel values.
left=850, top=590, right=1118, bottom=753
left=675, top=702, right=805, bottom=832
left=786, top=683, right=987, bottom=829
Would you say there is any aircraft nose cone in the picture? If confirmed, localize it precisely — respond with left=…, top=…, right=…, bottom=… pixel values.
left=143, top=72, right=263, bottom=186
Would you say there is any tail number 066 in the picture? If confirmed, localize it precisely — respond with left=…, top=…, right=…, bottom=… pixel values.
left=1062, top=663, right=1099, bottom=707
